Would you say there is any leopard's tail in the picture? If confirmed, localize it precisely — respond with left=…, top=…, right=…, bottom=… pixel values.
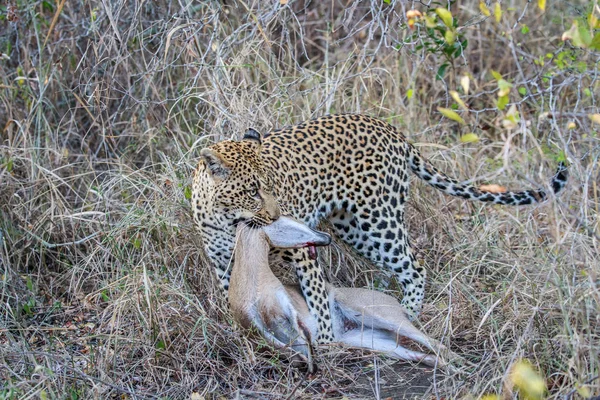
left=407, top=143, right=568, bottom=205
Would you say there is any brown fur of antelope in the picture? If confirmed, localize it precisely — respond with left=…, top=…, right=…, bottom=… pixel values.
left=229, top=216, right=458, bottom=372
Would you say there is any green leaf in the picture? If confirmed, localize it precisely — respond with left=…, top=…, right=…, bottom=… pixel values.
left=518, top=87, right=527, bottom=96
left=42, top=1, right=54, bottom=12
left=436, top=63, right=449, bottom=80
left=578, top=22, right=593, bottom=46
left=407, top=89, right=414, bottom=99
left=156, top=339, right=166, bottom=350
left=576, top=61, right=587, bottom=73
left=184, top=185, right=192, bottom=200
left=562, top=20, right=593, bottom=48
left=521, top=24, right=530, bottom=34
left=497, top=95, right=509, bottom=110
left=383, top=0, right=391, bottom=3
left=490, top=70, right=503, bottom=81
left=438, top=107, right=466, bottom=124
left=590, top=33, right=600, bottom=51
left=435, top=8, right=454, bottom=28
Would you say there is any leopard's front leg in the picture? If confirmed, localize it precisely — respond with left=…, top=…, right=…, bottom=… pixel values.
left=270, top=247, right=334, bottom=344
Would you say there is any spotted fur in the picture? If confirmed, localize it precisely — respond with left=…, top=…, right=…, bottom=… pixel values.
left=192, top=114, right=568, bottom=344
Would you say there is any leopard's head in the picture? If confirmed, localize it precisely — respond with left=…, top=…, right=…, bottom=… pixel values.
left=199, top=128, right=280, bottom=229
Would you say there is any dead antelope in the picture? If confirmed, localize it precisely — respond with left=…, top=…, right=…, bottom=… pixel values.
left=229, top=216, right=458, bottom=372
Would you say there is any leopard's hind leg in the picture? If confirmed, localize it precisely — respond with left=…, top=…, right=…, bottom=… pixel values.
left=329, top=203, right=426, bottom=318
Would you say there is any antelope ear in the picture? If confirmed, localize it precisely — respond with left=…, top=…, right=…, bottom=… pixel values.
left=242, top=128, right=262, bottom=151
left=200, top=148, right=231, bottom=181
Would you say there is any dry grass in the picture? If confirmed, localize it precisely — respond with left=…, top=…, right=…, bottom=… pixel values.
left=0, top=0, right=598, bottom=399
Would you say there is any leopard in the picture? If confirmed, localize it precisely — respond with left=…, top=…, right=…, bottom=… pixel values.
left=191, top=114, right=568, bottom=344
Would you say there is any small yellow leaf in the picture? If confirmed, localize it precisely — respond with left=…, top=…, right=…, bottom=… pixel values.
left=480, top=1, right=491, bottom=17
left=444, top=29, right=456, bottom=45
left=501, top=104, right=520, bottom=129
left=494, top=2, right=502, bottom=23
left=538, top=0, right=546, bottom=11
left=506, top=104, right=519, bottom=117
left=424, top=14, right=437, bottom=28
left=460, top=133, right=479, bottom=143
left=490, top=70, right=503, bottom=81
left=438, top=107, right=465, bottom=124
left=498, top=79, right=513, bottom=97
left=590, top=12, right=600, bottom=29
left=498, top=88, right=510, bottom=97
left=407, top=89, right=414, bottom=99
left=576, top=385, right=592, bottom=398
left=589, top=114, right=600, bottom=125
left=279, top=0, right=288, bottom=4
left=450, top=90, right=468, bottom=110
left=481, top=395, right=501, bottom=400
left=435, top=8, right=453, bottom=28
left=460, top=75, right=470, bottom=94
left=510, top=360, right=546, bottom=400
left=566, top=121, right=576, bottom=129
left=501, top=119, right=516, bottom=129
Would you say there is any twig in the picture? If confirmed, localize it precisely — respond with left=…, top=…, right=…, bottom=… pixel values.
left=42, top=0, right=66, bottom=49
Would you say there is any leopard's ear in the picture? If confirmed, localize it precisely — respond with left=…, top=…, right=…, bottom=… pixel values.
left=200, top=148, right=231, bottom=181
left=242, top=128, right=262, bottom=151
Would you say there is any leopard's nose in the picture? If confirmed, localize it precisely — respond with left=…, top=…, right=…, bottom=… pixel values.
left=260, top=190, right=280, bottom=220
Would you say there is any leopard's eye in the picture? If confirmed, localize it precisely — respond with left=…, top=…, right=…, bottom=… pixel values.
left=247, top=188, right=259, bottom=199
